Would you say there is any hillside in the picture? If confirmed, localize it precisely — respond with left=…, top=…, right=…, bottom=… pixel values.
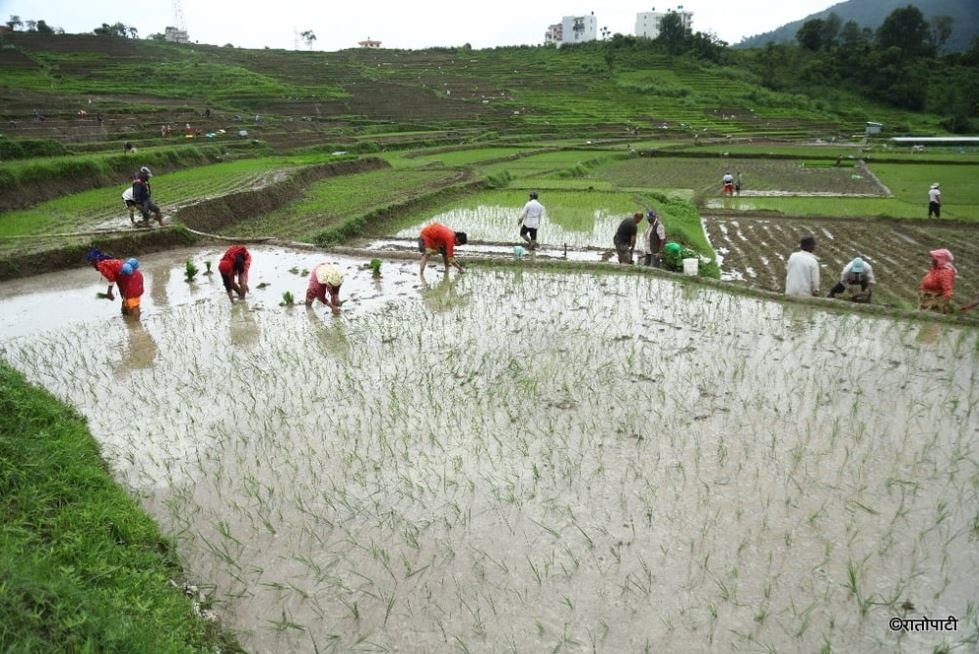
left=737, top=0, right=979, bottom=52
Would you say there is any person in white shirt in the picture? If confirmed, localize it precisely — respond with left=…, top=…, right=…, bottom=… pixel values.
left=517, top=191, right=544, bottom=250
left=785, top=235, right=820, bottom=297
left=722, top=171, right=734, bottom=196
left=828, top=256, right=875, bottom=302
left=122, top=184, right=138, bottom=224
left=928, top=182, right=941, bottom=218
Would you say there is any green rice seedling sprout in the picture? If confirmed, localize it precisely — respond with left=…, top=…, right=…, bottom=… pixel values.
left=280, top=291, right=295, bottom=306
left=184, top=260, right=199, bottom=282
left=369, top=258, right=382, bottom=278
left=204, top=261, right=213, bottom=275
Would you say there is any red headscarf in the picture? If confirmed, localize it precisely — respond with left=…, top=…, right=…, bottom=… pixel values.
left=929, top=249, right=956, bottom=274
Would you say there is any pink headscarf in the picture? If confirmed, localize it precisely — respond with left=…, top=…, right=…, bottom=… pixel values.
left=929, top=249, right=957, bottom=273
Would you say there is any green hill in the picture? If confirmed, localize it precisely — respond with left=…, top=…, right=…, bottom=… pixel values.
left=737, top=0, right=979, bottom=52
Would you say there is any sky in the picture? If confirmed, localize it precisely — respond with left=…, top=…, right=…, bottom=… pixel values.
left=0, top=0, right=840, bottom=51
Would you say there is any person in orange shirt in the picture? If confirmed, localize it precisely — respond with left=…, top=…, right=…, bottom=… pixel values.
left=918, top=248, right=956, bottom=313
left=218, top=245, right=251, bottom=302
left=418, top=223, right=467, bottom=279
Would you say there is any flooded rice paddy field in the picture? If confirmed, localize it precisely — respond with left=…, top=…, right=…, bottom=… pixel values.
left=704, top=215, right=979, bottom=306
left=1, top=246, right=978, bottom=653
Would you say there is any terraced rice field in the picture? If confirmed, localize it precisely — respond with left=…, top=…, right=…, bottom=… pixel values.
left=704, top=214, right=979, bottom=307
left=0, top=247, right=976, bottom=653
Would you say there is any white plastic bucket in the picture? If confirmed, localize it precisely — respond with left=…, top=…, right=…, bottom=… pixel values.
left=682, top=258, right=698, bottom=276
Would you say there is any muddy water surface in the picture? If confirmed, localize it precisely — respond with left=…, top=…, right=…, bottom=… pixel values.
left=1, top=249, right=977, bottom=653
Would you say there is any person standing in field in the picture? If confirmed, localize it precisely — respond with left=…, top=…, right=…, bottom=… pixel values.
left=642, top=209, right=666, bottom=267
left=122, top=183, right=138, bottom=225
left=613, top=213, right=643, bottom=264
left=306, top=263, right=344, bottom=313
left=87, top=249, right=123, bottom=300
left=918, top=248, right=956, bottom=313
left=828, top=257, right=875, bottom=302
left=117, top=258, right=144, bottom=318
left=722, top=171, right=735, bottom=196
left=517, top=191, right=544, bottom=250
left=735, top=171, right=743, bottom=196
left=418, top=223, right=467, bottom=279
left=928, top=183, right=941, bottom=218
left=132, top=166, right=164, bottom=226
left=784, top=235, right=820, bottom=297
left=218, top=245, right=251, bottom=302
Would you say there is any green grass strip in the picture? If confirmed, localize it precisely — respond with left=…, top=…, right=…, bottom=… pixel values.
left=0, top=362, right=239, bottom=653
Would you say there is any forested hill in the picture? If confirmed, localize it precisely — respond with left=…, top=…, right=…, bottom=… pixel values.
left=737, top=0, right=979, bottom=52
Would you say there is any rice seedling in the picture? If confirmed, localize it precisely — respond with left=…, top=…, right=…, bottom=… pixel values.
left=184, top=260, right=199, bottom=282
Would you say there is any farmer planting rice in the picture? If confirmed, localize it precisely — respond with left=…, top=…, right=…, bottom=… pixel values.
left=418, top=223, right=467, bottom=279
left=117, top=258, right=144, bottom=318
left=613, top=213, right=643, bottom=264
left=306, top=263, right=344, bottom=314
left=828, top=257, right=875, bottom=303
left=87, top=248, right=122, bottom=300
left=218, top=245, right=251, bottom=302
left=517, top=191, right=544, bottom=250
left=918, top=248, right=956, bottom=313
left=784, top=235, right=820, bottom=297
left=722, top=170, right=735, bottom=196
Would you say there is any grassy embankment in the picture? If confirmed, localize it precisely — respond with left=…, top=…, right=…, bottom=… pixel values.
left=0, top=362, right=238, bottom=652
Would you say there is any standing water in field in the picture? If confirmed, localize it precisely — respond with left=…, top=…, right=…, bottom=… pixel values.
left=0, top=248, right=977, bottom=653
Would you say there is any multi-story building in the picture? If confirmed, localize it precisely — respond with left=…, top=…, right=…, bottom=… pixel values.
left=544, top=23, right=563, bottom=46
left=545, top=13, right=597, bottom=46
left=164, top=26, right=190, bottom=44
left=635, top=6, right=694, bottom=39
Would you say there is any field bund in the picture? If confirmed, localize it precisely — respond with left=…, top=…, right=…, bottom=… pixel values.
left=0, top=246, right=977, bottom=652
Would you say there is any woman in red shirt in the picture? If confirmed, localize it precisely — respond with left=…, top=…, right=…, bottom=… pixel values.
left=418, top=223, right=467, bottom=279
left=218, top=245, right=251, bottom=302
left=918, top=248, right=956, bottom=313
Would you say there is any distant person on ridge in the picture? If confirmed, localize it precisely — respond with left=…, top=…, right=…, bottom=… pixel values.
left=784, top=235, right=820, bottom=297
left=828, top=257, right=875, bottom=303
left=613, top=213, right=643, bottom=264
left=735, top=171, right=743, bottom=196
left=306, top=263, right=344, bottom=314
left=517, top=191, right=544, bottom=250
left=918, top=248, right=956, bottom=313
left=132, top=166, right=164, bottom=226
left=418, top=223, right=467, bottom=279
left=928, top=183, right=941, bottom=218
left=218, top=245, right=252, bottom=302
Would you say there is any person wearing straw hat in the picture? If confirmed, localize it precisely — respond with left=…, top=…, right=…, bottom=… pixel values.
left=218, top=245, right=251, bottom=302
left=418, top=222, right=467, bottom=279
left=927, top=183, right=941, bottom=218
left=306, top=263, right=344, bottom=313
left=918, top=248, right=956, bottom=313
left=828, top=257, right=875, bottom=303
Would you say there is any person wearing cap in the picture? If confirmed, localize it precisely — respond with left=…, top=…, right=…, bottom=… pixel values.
left=641, top=209, right=666, bottom=267
left=828, top=257, right=875, bottom=302
left=928, top=183, right=941, bottom=218
left=306, top=263, right=344, bottom=313
left=218, top=245, right=251, bottom=302
left=918, top=248, right=956, bottom=313
left=613, top=213, right=644, bottom=264
left=517, top=191, right=544, bottom=250
left=784, top=235, right=820, bottom=297
left=132, top=166, right=164, bottom=225
left=418, top=223, right=466, bottom=279
left=117, top=258, right=144, bottom=318
left=87, top=248, right=123, bottom=300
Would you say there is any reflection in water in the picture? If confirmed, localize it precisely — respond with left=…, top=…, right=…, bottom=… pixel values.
left=420, top=272, right=467, bottom=313
left=229, top=303, right=260, bottom=348
left=782, top=303, right=817, bottom=336
left=115, top=319, right=158, bottom=373
left=305, top=308, right=349, bottom=358
left=915, top=322, right=943, bottom=345
left=149, top=262, right=172, bottom=308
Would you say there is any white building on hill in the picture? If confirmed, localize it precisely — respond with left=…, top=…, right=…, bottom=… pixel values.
left=635, top=6, right=694, bottom=39
left=164, top=26, right=190, bottom=43
left=546, top=13, right=598, bottom=46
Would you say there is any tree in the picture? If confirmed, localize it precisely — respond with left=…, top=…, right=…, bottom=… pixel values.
left=300, top=30, right=316, bottom=50
left=6, top=15, right=22, bottom=30
left=657, top=12, right=688, bottom=56
left=821, top=13, right=842, bottom=50
left=796, top=19, right=825, bottom=51
left=930, top=15, right=954, bottom=54
left=877, top=6, right=934, bottom=60
left=128, top=26, right=139, bottom=39
left=93, top=22, right=129, bottom=38
left=24, top=19, right=36, bottom=32
left=35, top=20, right=54, bottom=34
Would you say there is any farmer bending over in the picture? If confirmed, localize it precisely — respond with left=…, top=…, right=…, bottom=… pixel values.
left=219, top=245, right=251, bottom=302
left=918, top=248, right=956, bottom=313
left=306, top=263, right=344, bottom=313
left=418, top=223, right=467, bottom=279
left=613, top=213, right=643, bottom=264
left=828, top=257, right=875, bottom=303
left=87, top=248, right=122, bottom=300
left=117, top=258, right=144, bottom=318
